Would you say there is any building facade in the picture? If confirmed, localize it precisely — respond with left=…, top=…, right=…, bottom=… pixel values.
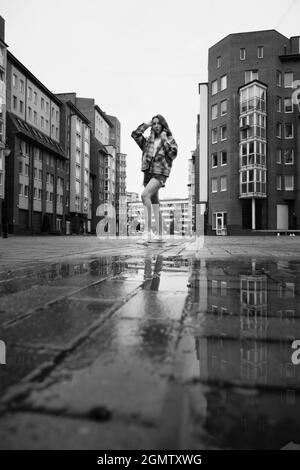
left=107, top=115, right=127, bottom=235
left=5, top=51, right=68, bottom=234
left=0, top=16, right=8, bottom=232
left=56, top=93, right=91, bottom=234
left=203, top=30, right=300, bottom=234
left=127, top=198, right=191, bottom=236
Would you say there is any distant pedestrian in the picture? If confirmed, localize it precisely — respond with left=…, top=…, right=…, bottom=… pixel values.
left=131, top=115, right=178, bottom=243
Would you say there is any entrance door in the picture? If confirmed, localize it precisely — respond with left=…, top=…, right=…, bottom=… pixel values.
left=277, top=204, right=289, bottom=230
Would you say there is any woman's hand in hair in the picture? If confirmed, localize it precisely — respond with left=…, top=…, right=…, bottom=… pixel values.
left=161, top=130, right=168, bottom=142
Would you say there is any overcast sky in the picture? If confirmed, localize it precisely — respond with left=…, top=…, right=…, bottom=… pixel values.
left=1, top=0, right=300, bottom=199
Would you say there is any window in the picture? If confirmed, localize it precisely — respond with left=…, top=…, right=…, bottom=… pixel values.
left=276, top=149, right=282, bottom=164
left=212, top=104, right=218, bottom=120
left=24, top=185, right=29, bottom=196
left=284, top=72, right=294, bottom=88
left=276, top=97, right=282, bottom=112
left=212, top=79, right=218, bottom=95
left=38, top=189, right=42, bottom=199
left=34, top=91, right=37, bottom=104
left=276, top=175, right=282, bottom=190
left=41, top=97, right=44, bottom=110
left=257, top=46, right=264, bottom=58
left=220, top=176, right=227, bottom=191
left=276, top=70, right=282, bottom=86
left=13, top=95, right=17, bottom=109
left=28, top=86, right=32, bottom=100
left=240, top=168, right=266, bottom=195
left=19, top=161, right=23, bottom=174
left=25, top=164, right=29, bottom=176
left=28, top=107, right=32, bottom=120
left=284, top=149, right=294, bottom=164
left=212, top=178, right=218, bottom=193
left=220, top=99, right=227, bottom=115
left=285, top=124, right=293, bottom=139
left=221, top=150, right=227, bottom=165
left=34, top=111, right=37, bottom=124
left=284, top=97, right=293, bottom=113
left=217, top=56, right=221, bottom=68
left=245, top=70, right=258, bottom=83
left=212, top=128, right=218, bottom=143
left=20, top=80, right=24, bottom=93
left=221, top=125, right=227, bottom=140
left=285, top=175, right=294, bottom=190
left=212, top=153, right=218, bottom=168
left=41, top=117, right=44, bottom=128
left=39, top=169, right=42, bottom=180
left=276, top=123, right=282, bottom=138
left=240, top=48, right=246, bottom=60
left=220, top=75, right=227, bottom=90
left=19, top=101, right=24, bottom=113
left=13, top=73, right=17, bottom=87
left=19, top=184, right=23, bottom=195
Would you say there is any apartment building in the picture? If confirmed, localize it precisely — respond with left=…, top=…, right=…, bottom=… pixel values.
left=199, top=30, right=300, bottom=234
left=56, top=93, right=91, bottom=234
left=5, top=51, right=67, bottom=234
left=127, top=198, right=191, bottom=236
left=0, top=16, right=8, bottom=229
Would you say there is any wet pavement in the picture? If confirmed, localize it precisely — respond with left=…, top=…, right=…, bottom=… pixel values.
left=0, top=236, right=300, bottom=449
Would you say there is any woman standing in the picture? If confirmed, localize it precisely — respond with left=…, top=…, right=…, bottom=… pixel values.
left=131, top=115, right=178, bottom=242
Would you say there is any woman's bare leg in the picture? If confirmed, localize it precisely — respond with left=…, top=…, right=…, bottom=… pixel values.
left=151, top=191, right=161, bottom=235
left=141, top=178, right=161, bottom=235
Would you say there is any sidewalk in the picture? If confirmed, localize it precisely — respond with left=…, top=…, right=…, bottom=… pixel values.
left=0, top=236, right=300, bottom=449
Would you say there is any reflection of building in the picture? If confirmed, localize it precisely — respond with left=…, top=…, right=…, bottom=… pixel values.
left=191, top=259, right=300, bottom=387
left=127, top=198, right=191, bottom=235
left=198, top=30, right=300, bottom=234
left=191, top=258, right=300, bottom=448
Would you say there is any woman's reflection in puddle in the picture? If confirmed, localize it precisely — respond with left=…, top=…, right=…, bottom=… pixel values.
left=139, top=255, right=171, bottom=355
left=143, top=255, right=164, bottom=291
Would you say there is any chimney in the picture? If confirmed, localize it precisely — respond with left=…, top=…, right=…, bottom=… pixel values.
left=0, top=16, right=5, bottom=43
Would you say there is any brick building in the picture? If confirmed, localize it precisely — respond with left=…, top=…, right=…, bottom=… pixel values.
left=200, top=30, right=300, bottom=234
left=5, top=51, right=67, bottom=234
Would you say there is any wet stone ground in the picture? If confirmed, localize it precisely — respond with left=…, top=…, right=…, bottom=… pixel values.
left=0, top=237, right=300, bottom=449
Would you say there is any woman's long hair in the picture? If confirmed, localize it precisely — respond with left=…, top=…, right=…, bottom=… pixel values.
left=152, top=114, right=172, bottom=136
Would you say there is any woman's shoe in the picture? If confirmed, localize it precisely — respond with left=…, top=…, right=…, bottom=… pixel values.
left=148, top=232, right=164, bottom=243
left=136, top=231, right=150, bottom=244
